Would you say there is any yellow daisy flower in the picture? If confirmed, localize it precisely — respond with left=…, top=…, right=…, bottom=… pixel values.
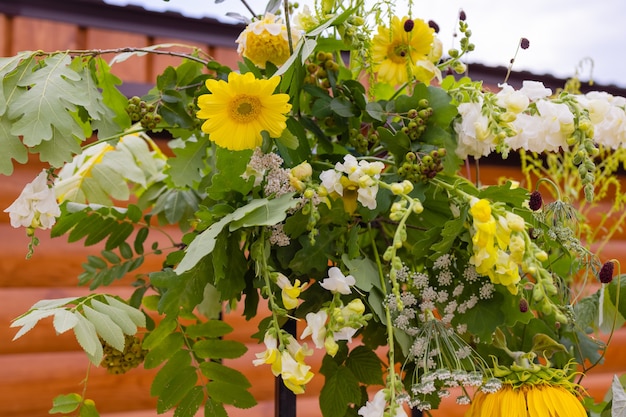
left=466, top=384, right=587, bottom=417
left=371, top=16, right=435, bottom=86
left=196, top=72, right=292, bottom=150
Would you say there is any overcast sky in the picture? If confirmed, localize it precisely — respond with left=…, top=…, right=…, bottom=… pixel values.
left=105, top=0, right=626, bottom=89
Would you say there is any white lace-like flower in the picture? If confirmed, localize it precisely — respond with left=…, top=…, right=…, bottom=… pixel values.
left=320, top=267, right=356, bottom=294
left=4, top=170, right=60, bottom=230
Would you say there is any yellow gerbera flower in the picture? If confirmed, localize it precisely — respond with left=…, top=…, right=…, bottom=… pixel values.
left=371, top=16, right=435, bottom=85
left=466, top=384, right=587, bottom=417
left=196, top=72, right=292, bottom=150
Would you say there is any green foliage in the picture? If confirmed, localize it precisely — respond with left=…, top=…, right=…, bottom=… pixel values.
left=49, top=393, right=100, bottom=417
left=11, top=294, right=146, bottom=366
left=142, top=317, right=255, bottom=416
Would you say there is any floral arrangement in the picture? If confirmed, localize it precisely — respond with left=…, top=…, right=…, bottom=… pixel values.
left=4, top=0, right=626, bottom=416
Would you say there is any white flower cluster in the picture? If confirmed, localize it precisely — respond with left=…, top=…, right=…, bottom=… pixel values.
left=320, top=154, right=385, bottom=209
left=454, top=81, right=626, bottom=159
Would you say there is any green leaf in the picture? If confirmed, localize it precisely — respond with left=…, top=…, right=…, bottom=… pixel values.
left=75, top=59, right=119, bottom=138
left=186, top=320, right=234, bottom=339
left=82, top=305, right=125, bottom=351
left=78, top=400, right=100, bottom=417
left=176, top=194, right=299, bottom=274
left=52, top=309, right=79, bottom=335
left=193, top=339, right=247, bottom=359
left=204, top=147, right=254, bottom=199
left=103, top=295, right=146, bottom=327
left=289, top=228, right=345, bottom=275
left=11, top=308, right=66, bottom=340
left=319, top=366, right=361, bottom=417
left=345, top=346, right=383, bottom=385
left=199, top=361, right=252, bottom=388
left=151, top=350, right=192, bottom=397
left=93, top=57, right=131, bottom=130
left=154, top=188, right=199, bottom=226
left=166, top=136, right=210, bottom=188
left=156, top=366, right=198, bottom=413
left=49, top=393, right=82, bottom=414
left=365, top=101, right=385, bottom=121
left=460, top=291, right=505, bottom=342
left=342, top=256, right=379, bottom=293
left=90, top=299, right=138, bottom=335
left=105, top=222, right=135, bottom=250
left=30, top=297, right=79, bottom=310
left=0, top=117, right=28, bottom=175
left=608, top=274, right=626, bottom=321
left=144, top=332, right=185, bottom=369
left=31, top=126, right=83, bottom=167
left=8, top=54, right=88, bottom=146
left=174, top=386, right=204, bottom=417
left=228, top=192, right=299, bottom=230
left=73, top=313, right=103, bottom=365
left=330, top=97, right=356, bottom=117
left=205, top=381, right=257, bottom=409
left=204, top=398, right=228, bottom=417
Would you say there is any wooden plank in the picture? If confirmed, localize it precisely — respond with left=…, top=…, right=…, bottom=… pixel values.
left=0, top=14, right=9, bottom=56
left=11, top=16, right=79, bottom=53
left=0, top=223, right=176, bottom=287
left=0, top=351, right=158, bottom=417
left=85, top=28, right=149, bottom=83
left=211, top=45, right=241, bottom=69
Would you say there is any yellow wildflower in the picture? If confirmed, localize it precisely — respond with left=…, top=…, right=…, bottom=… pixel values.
left=197, top=72, right=291, bottom=150
left=371, top=16, right=435, bottom=85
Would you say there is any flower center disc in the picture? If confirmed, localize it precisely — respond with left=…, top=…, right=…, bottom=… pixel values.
left=390, top=43, right=410, bottom=63
left=230, top=95, right=261, bottom=123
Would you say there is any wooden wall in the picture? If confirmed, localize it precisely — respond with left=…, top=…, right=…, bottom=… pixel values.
left=0, top=13, right=241, bottom=83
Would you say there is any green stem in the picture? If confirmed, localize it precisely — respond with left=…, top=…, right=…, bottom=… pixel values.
left=367, top=224, right=399, bottom=407
left=257, top=229, right=285, bottom=342
left=283, top=0, right=294, bottom=55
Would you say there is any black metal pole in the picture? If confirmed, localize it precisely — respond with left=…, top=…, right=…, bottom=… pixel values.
left=275, top=319, right=297, bottom=417
left=411, top=408, right=423, bottom=417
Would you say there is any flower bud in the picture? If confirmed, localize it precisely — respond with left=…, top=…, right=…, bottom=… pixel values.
left=324, top=336, right=339, bottom=357
left=519, top=298, right=529, bottom=313
left=599, top=261, right=615, bottom=284
left=520, top=37, right=530, bottom=50
left=412, top=200, right=424, bottom=214
left=391, top=182, right=405, bottom=195
left=529, top=190, right=543, bottom=211
left=291, top=161, right=312, bottom=180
